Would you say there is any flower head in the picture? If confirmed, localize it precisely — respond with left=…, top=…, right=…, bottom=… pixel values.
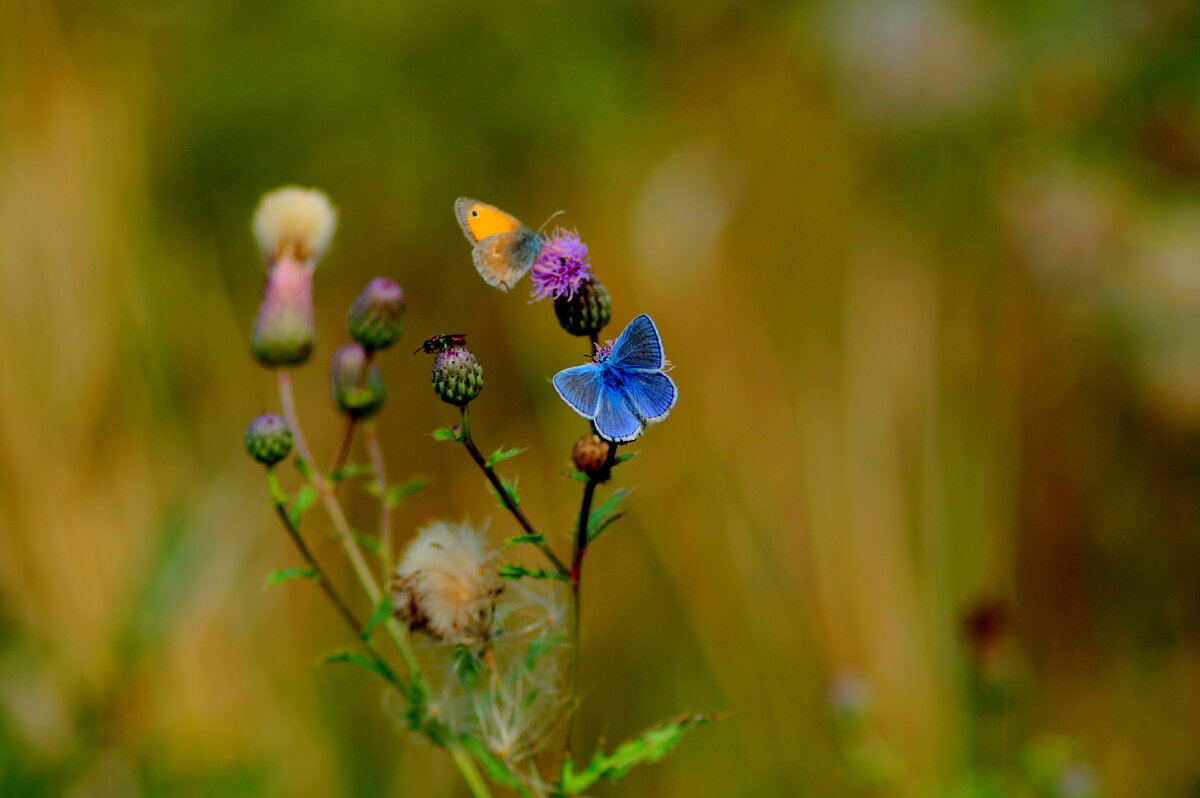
left=329, top=343, right=386, bottom=418
left=392, top=521, right=502, bottom=645
left=593, top=338, right=614, bottom=362
left=243, top=414, right=292, bottom=466
left=251, top=255, right=316, bottom=367
left=431, top=345, right=484, bottom=406
left=252, top=186, right=338, bottom=264
left=348, top=278, right=406, bottom=351
left=529, top=228, right=591, bottom=301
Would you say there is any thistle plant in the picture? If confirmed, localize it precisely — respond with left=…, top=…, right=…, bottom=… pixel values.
left=242, top=187, right=709, bottom=797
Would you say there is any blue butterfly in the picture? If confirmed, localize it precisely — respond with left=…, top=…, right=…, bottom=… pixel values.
left=552, top=314, right=678, bottom=443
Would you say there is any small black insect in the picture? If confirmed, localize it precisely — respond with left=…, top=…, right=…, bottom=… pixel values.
left=414, top=334, right=468, bottom=355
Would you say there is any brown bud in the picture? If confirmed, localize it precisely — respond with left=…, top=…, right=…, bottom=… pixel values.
left=572, top=434, right=613, bottom=481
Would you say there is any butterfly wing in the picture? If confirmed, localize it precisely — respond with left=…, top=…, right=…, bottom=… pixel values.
left=592, top=382, right=645, bottom=443
left=620, top=370, right=678, bottom=423
left=607, top=314, right=666, bottom=370
left=552, top=364, right=603, bottom=419
left=455, top=198, right=525, bottom=244
left=472, top=230, right=543, bottom=290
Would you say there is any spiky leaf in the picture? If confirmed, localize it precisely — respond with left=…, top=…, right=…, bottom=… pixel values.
left=432, top=427, right=462, bottom=442
left=329, top=463, right=374, bottom=484
left=503, top=533, right=545, bottom=551
left=564, top=471, right=590, bottom=484
left=487, top=446, right=527, bottom=468
left=558, top=714, right=714, bottom=794
left=288, top=486, right=318, bottom=528
left=361, top=597, right=392, bottom=641
left=587, top=488, right=631, bottom=543
left=499, top=564, right=567, bottom=582
left=264, top=567, right=318, bottom=589
left=293, top=457, right=314, bottom=481
left=386, top=476, right=428, bottom=506
left=459, top=736, right=533, bottom=797
left=318, top=650, right=395, bottom=686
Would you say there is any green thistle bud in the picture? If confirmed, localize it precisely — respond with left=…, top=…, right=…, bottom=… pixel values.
left=244, top=414, right=293, bottom=466
left=553, top=275, right=612, bottom=337
left=431, top=346, right=483, bottom=406
left=251, top=256, right=316, bottom=367
left=348, top=278, right=406, bottom=351
left=330, top=343, right=386, bottom=418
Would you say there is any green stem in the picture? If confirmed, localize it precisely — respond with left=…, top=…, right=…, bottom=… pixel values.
left=266, top=469, right=400, bottom=688
left=363, top=421, right=394, bottom=582
left=272, top=372, right=494, bottom=798
left=566, top=439, right=618, bottom=755
left=458, top=406, right=567, bottom=575
left=276, top=370, right=419, bottom=675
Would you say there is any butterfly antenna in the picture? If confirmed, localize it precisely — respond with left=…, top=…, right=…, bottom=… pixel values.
left=537, top=209, right=565, bottom=234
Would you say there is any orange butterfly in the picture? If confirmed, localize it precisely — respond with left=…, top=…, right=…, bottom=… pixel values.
left=454, top=198, right=547, bottom=291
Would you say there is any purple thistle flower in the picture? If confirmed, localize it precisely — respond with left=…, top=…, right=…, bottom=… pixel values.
left=529, top=228, right=591, bottom=301
left=593, top=339, right=614, bottom=362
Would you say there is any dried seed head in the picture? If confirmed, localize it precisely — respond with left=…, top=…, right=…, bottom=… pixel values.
left=392, top=521, right=502, bottom=645
left=252, top=186, right=338, bottom=264
left=572, top=434, right=612, bottom=481
left=431, top=346, right=484, bottom=406
left=243, top=414, right=293, bottom=466
left=329, top=343, right=386, bottom=418
left=348, top=277, right=406, bottom=351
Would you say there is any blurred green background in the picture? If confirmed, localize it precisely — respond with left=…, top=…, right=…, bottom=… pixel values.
left=4, top=0, right=1200, bottom=794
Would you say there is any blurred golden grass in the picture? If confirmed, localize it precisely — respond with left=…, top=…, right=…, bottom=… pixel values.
left=4, top=0, right=1200, bottom=795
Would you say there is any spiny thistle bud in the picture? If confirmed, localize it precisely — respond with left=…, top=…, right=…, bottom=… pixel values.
left=431, top=346, right=483, bottom=406
left=572, top=434, right=612, bottom=481
left=330, top=343, right=386, bottom=418
left=392, top=521, right=502, bottom=645
left=243, top=414, right=293, bottom=466
left=553, top=275, right=612, bottom=337
left=251, top=255, right=316, bottom=367
left=348, top=277, right=406, bottom=351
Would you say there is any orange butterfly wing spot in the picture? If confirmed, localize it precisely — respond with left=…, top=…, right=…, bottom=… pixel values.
left=455, top=198, right=525, bottom=244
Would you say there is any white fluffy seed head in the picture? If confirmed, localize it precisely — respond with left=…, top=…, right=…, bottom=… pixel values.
left=252, top=186, right=338, bottom=263
left=392, top=521, right=502, bottom=645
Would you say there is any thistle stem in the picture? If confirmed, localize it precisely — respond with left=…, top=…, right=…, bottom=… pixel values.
left=276, top=369, right=418, bottom=675
left=266, top=468, right=398, bottom=687
left=329, top=349, right=373, bottom=476
left=274, top=371, right=494, bottom=798
left=566, top=439, right=618, bottom=755
left=363, top=420, right=394, bottom=581
left=458, top=406, right=567, bottom=575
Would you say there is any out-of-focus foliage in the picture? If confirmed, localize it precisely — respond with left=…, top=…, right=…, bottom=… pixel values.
left=3, top=0, right=1200, bottom=794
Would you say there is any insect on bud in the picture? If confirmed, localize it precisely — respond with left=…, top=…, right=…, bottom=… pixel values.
left=572, top=434, right=613, bottom=481
left=330, top=343, right=386, bottom=418
left=244, top=414, right=293, bottom=466
left=553, top=275, right=612, bottom=337
left=431, top=345, right=484, bottom=406
left=348, top=277, right=406, bottom=351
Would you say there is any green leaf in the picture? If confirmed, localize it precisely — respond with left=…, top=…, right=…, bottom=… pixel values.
left=489, top=479, right=520, bottom=507
left=459, top=736, right=533, bottom=797
left=330, top=463, right=374, bottom=483
left=452, top=645, right=484, bottom=688
left=288, top=486, right=318, bottom=528
left=563, top=471, right=590, bottom=484
left=614, top=452, right=637, bottom=465
left=432, top=427, right=462, bottom=442
left=293, top=457, right=314, bottom=481
left=487, top=446, right=527, bottom=468
left=558, top=714, right=715, bottom=794
left=352, top=531, right=381, bottom=555
left=386, top=476, right=428, bottom=507
left=498, top=564, right=567, bottom=582
left=520, top=634, right=565, bottom=678
left=361, top=598, right=392, bottom=642
left=502, top=533, right=545, bottom=551
left=264, top=567, right=318, bottom=589
left=318, top=650, right=395, bottom=686
left=587, top=488, right=632, bottom=543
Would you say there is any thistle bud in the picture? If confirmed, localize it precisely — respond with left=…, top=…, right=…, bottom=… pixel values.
left=330, top=343, right=386, bottom=418
left=348, top=278, right=406, bottom=351
left=251, top=255, right=316, bottom=367
left=244, top=414, right=293, bottom=466
left=553, top=275, right=612, bottom=337
left=572, top=434, right=612, bottom=481
left=431, top=346, right=484, bottom=406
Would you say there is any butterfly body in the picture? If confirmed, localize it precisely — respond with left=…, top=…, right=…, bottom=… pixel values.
left=414, top=334, right=468, bottom=355
left=454, top=198, right=546, bottom=291
left=552, top=315, right=677, bottom=443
